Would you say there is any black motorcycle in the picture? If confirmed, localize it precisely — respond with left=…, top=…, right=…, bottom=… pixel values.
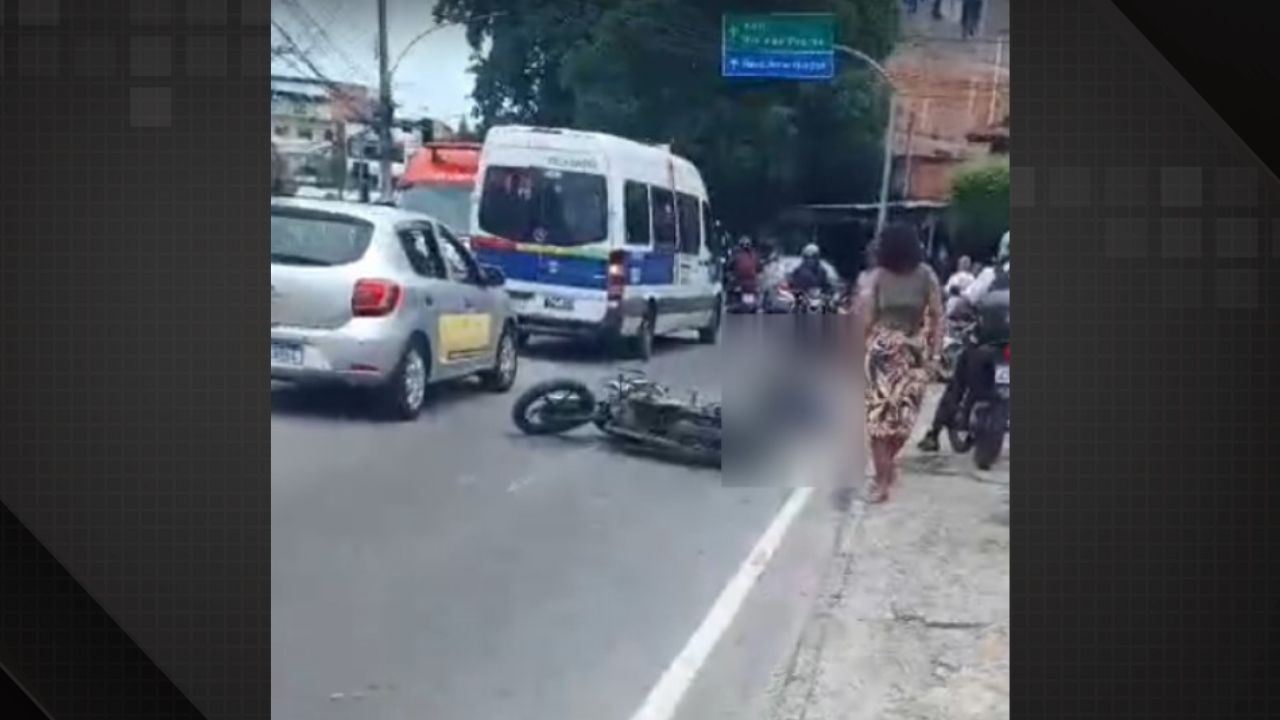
left=946, top=339, right=1010, bottom=470
left=726, top=277, right=762, bottom=314
left=511, top=369, right=721, bottom=467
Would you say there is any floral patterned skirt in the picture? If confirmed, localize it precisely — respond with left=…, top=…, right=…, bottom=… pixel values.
left=865, top=326, right=930, bottom=439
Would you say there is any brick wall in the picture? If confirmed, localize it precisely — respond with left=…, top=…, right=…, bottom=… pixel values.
left=887, top=0, right=1009, bottom=200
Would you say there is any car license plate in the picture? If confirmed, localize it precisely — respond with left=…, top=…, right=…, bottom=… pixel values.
left=741, top=293, right=755, bottom=304
left=271, top=342, right=303, bottom=366
left=994, top=364, right=1010, bottom=384
left=544, top=295, right=574, bottom=311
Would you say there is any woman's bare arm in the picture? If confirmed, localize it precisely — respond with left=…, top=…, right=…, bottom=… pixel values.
left=923, top=267, right=944, bottom=357
left=855, top=269, right=878, bottom=339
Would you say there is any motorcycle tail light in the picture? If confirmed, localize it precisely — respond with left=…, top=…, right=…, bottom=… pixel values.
left=607, top=249, right=628, bottom=300
left=1003, top=344, right=1010, bottom=362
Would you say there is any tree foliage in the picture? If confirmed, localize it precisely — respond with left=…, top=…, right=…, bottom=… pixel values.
left=434, top=0, right=899, bottom=232
left=948, top=158, right=1009, bottom=260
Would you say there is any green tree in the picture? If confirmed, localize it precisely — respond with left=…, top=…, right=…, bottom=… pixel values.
left=435, top=0, right=899, bottom=232
left=948, top=158, right=1009, bottom=260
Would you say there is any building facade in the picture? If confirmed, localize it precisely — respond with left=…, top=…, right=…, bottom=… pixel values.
left=887, top=0, right=1010, bottom=201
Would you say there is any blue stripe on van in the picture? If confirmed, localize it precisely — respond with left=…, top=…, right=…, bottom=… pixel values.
left=472, top=246, right=676, bottom=289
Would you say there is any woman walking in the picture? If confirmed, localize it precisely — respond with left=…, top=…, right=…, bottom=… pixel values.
left=857, top=224, right=944, bottom=503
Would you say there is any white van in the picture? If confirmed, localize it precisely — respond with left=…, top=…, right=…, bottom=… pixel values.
left=469, top=126, right=722, bottom=359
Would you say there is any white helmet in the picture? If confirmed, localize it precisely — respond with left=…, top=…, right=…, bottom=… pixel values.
left=801, top=243, right=820, bottom=258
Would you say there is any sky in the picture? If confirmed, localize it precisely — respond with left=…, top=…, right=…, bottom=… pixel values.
left=271, top=0, right=478, bottom=126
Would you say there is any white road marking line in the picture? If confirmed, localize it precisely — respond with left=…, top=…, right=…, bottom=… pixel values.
left=628, top=484, right=815, bottom=720
left=506, top=475, right=537, bottom=493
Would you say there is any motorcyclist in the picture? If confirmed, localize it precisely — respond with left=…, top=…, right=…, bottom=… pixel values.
left=730, top=236, right=760, bottom=291
left=788, top=243, right=834, bottom=296
left=918, top=231, right=1010, bottom=452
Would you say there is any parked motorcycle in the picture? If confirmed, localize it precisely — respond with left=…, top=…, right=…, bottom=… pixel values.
left=946, top=340, right=1010, bottom=470
left=511, top=369, right=721, bottom=467
left=939, top=313, right=977, bottom=382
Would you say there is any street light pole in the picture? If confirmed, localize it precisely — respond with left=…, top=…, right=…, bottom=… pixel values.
left=390, top=12, right=509, bottom=80
left=834, top=44, right=897, bottom=239
left=376, top=0, right=394, bottom=201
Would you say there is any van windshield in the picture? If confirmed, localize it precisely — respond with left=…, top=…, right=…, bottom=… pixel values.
left=399, top=184, right=473, bottom=235
left=477, top=166, right=608, bottom=247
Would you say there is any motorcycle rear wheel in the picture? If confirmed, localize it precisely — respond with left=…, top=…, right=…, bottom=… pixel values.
left=512, top=379, right=598, bottom=435
left=972, top=402, right=1008, bottom=470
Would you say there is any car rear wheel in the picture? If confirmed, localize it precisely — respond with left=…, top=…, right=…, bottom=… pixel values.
left=480, top=324, right=518, bottom=393
left=380, top=338, right=430, bottom=421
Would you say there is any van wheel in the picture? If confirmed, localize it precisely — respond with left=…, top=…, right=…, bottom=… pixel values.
left=379, top=337, right=430, bottom=421
left=698, top=300, right=722, bottom=344
left=632, top=308, right=656, bottom=361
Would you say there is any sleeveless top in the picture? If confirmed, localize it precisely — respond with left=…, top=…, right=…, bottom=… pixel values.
left=872, top=266, right=933, bottom=335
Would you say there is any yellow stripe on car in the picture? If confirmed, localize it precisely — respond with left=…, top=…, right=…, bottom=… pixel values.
left=439, top=313, right=492, bottom=361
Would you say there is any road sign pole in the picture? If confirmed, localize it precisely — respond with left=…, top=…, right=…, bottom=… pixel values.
left=834, top=44, right=897, bottom=239
left=875, top=95, right=896, bottom=240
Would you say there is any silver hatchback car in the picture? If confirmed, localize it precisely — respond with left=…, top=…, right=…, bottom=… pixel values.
left=271, top=198, right=519, bottom=419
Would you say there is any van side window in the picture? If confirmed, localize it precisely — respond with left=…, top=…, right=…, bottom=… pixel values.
left=651, top=187, right=678, bottom=251
left=701, top=199, right=721, bottom=256
left=677, top=192, right=701, bottom=254
left=624, top=181, right=652, bottom=247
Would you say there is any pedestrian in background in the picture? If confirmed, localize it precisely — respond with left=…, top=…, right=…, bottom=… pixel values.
left=961, top=0, right=983, bottom=38
left=857, top=224, right=944, bottom=503
left=944, top=255, right=976, bottom=317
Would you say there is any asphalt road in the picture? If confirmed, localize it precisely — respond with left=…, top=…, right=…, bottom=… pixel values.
left=271, top=330, right=846, bottom=720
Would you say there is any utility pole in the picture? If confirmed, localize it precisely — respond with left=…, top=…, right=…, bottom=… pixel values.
left=376, top=0, right=393, bottom=201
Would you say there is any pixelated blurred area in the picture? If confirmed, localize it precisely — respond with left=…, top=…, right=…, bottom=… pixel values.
left=722, top=312, right=866, bottom=487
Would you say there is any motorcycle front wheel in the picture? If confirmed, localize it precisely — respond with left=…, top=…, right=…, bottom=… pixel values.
left=512, top=379, right=599, bottom=435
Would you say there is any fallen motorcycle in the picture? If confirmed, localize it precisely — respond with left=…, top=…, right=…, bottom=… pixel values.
left=511, top=369, right=721, bottom=467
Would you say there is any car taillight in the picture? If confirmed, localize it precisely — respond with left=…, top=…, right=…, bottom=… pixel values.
left=352, top=279, right=402, bottom=317
left=1002, top=344, right=1010, bottom=362
left=607, top=250, right=628, bottom=300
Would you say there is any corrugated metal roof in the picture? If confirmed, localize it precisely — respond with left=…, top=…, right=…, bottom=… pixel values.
left=271, top=79, right=329, bottom=101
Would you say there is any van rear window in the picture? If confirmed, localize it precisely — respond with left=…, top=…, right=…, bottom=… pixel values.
left=271, top=209, right=374, bottom=267
left=477, top=166, right=607, bottom=247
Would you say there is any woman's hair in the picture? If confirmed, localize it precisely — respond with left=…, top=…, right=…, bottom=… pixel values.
left=875, top=223, right=925, bottom=274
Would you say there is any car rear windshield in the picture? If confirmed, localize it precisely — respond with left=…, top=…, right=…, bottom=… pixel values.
left=477, top=165, right=607, bottom=247
left=399, top=184, right=473, bottom=235
left=271, top=209, right=375, bottom=267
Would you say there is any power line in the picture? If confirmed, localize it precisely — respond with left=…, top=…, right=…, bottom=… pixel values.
left=280, top=0, right=374, bottom=88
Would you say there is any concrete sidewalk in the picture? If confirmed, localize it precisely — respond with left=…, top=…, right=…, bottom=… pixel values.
left=768, top=386, right=1010, bottom=720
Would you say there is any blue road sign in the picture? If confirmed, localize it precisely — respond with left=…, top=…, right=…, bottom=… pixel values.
left=722, top=51, right=835, bottom=80
left=722, top=14, right=836, bottom=81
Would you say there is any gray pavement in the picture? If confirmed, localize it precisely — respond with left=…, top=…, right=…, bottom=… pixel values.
left=768, top=387, right=1011, bottom=720
left=271, top=333, right=842, bottom=720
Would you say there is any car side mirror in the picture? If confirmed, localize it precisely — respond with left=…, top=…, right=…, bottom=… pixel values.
left=479, top=264, right=506, bottom=287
